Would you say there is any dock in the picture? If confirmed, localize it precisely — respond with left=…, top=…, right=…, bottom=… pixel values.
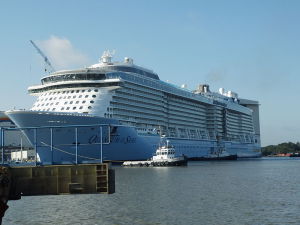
left=0, top=163, right=115, bottom=224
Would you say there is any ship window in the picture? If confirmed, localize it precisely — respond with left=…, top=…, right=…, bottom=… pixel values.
left=54, top=97, right=57, bottom=100
left=61, top=107, right=64, bottom=110
left=81, top=90, right=85, bottom=93
left=79, top=95, right=82, bottom=98
left=92, top=95, right=96, bottom=98
left=47, top=108, right=50, bottom=111
left=85, top=95, right=89, bottom=98
left=70, top=101, right=73, bottom=104
left=63, top=96, right=66, bottom=99
left=88, top=106, right=92, bottom=109
left=66, top=107, right=70, bottom=110
left=66, top=91, right=70, bottom=94
left=73, top=95, right=76, bottom=98
left=49, top=98, right=52, bottom=100
left=76, top=101, right=79, bottom=104
left=50, top=103, right=53, bottom=106
left=82, top=100, right=86, bottom=103
left=90, top=100, right=94, bottom=103
left=41, top=104, right=45, bottom=106
left=71, top=90, right=74, bottom=93
left=57, top=92, right=60, bottom=94
left=59, top=97, right=62, bottom=99
left=88, top=89, right=91, bottom=92
left=68, top=96, right=71, bottom=99
left=73, top=107, right=76, bottom=110
left=94, top=89, right=98, bottom=92
left=46, top=103, right=49, bottom=106
left=76, top=90, right=79, bottom=93
left=79, top=106, right=83, bottom=109
left=52, top=108, right=56, bottom=111
left=63, top=91, right=66, bottom=94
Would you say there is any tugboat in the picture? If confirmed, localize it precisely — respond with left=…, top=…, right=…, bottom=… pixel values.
left=122, top=140, right=187, bottom=167
left=203, top=148, right=237, bottom=160
left=189, top=147, right=237, bottom=161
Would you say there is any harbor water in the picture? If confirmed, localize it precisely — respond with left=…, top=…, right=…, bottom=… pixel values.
left=3, top=158, right=300, bottom=225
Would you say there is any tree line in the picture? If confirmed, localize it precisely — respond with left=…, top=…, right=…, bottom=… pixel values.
left=261, top=142, right=300, bottom=156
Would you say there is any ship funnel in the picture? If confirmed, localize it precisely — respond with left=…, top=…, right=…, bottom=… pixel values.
left=198, top=84, right=210, bottom=93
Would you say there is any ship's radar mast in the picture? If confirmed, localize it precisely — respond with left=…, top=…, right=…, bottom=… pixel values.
left=100, top=50, right=115, bottom=64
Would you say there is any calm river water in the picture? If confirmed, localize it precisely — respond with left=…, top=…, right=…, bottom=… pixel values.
left=3, top=158, right=300, bottom=225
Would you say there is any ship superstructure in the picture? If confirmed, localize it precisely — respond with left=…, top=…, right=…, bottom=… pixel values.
left=6, top=51, right=261, bottom=163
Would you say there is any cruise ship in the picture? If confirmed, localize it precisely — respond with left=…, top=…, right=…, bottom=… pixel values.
left=5, top=51, right=261, bottom=163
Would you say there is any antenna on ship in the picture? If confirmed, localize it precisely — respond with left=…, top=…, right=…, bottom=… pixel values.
left=30, top=40, right=55, bottom=73
left=100, top=50, right=115, bottom=64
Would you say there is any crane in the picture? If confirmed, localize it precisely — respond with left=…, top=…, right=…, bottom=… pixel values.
left=30, top=40, right=55, bottom=73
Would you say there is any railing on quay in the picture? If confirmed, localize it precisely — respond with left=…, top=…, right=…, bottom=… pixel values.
left=0, top=124, right=115, bottom=166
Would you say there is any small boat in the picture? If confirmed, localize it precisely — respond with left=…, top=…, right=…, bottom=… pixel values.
left=190, top=148, right=237, bottom=161
left=122, top=140, right=187, bottom=167
left=290, top=152, right=300, bottom=157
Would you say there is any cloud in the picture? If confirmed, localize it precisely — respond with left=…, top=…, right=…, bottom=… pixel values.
left=37, top=36, right=90, bottom=70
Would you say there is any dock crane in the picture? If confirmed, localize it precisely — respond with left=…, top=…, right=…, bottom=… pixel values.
left=30, top=40, right=55, bottom=73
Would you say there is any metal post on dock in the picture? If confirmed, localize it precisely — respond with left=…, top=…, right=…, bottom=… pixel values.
left=50, top=128, right=53, bottom=164
left=100, top=126, right=103, bottom=163
left=1, top=128, right=4, bottom=164
left=75, top=127, right=78, bottom=164
left=34, top=128, right=37, bottom=166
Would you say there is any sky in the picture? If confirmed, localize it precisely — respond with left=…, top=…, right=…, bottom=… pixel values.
left=0, top=0, right=299, bottom=146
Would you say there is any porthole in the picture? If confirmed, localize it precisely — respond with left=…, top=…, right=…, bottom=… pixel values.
left=82, top=100, right=86, bottom=103
left=88, top=106, right=92, bottom=109
left=79, top=106, right=83, bottom=109
left=88, top=89, right=91, bottom=92
left=66, top=107, right=70, bottom=110
left=71, top=90, right=74, bottom=93
left=68, top=96, right=71, bottom=99
left=64, top=102, right=68, bottom=105
left=79, top=95, right=82, bottom=98
left=85, top=95, right=89, bottom=98
left=76, top=90, right=79, bottom=93
left=73, top=95, right=76, bottom=98
left=52, top=108, right=56, bottom=111
left=90, top=100, right=94, bottom=103
left=70, top=101, right=73, bottom=104
left=76, top=101, right=79, bottom=104
left=94, top=89, right=98, bottom=92
left=92, top=95, right=96, bottom=98
left=61, top=107, right=64, bottom=110
left=73, top=107, right=76, bottom=110
left=81, top=90, right=85, bottom=93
